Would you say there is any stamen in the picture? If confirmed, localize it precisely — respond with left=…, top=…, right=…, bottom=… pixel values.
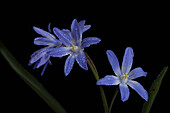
left=71, top=45, right=78, bottom=50
left=123, top=73, right=129, bottom=79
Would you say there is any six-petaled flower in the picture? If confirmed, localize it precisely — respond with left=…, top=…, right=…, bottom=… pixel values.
left=29, top=25, right=62, bottom=75
left=47, top=19, right=101, bottom=76
left=96, top=47, right=148, bottom=102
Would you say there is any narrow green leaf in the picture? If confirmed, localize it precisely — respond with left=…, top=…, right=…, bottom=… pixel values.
left=0, top=40, right=67, bottom=113
left=142, top=66, right=168, bottom=113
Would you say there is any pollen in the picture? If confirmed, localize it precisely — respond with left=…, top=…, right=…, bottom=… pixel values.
left=71, top=45, right=78, bottom=50
left=123, top=73, right=129, bottom=79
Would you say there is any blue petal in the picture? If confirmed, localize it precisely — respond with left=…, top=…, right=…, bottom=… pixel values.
left=47, top=47, right=71, bottom=57
left=129, top=67, right=147, bottom=79
left=121, top=47, right=134, bottom=74
left=48, top=23, right=52, bottom=33
left=83, top=25, right=91, bottom=32
left=29, top=47, right=49, bottom=64
left=34, top=37, right=61, bottom=46
left=33, top=26, right=56, bottom=40
left=64, top=55, right=75, bottom=76
left=96, top=75, right=120, bottom=86
left=41, top=60, right=50, bottom=76
left=32, top=59, right=40, bottom=69
left=62, top=29, right=73, bottom=41
left=37, top=54, right=50, bottom=68
left=78, top=20, right=91, bottom=33
left=106, top=50, right=121, bottom=76
left=71, top=19, right=80, bottom=42
left=53, top=27, right=72, bottom=46
left=119, top=83, right=130, bottom=102
left=76, top=52, right=88, bottom=70
left=127, top=80, right=148, bottom=101
left=81, top=37, right=101, bottom=48
left=78, top=20, right=85, bottom=33
left=48, top=60, right=52, bottom=65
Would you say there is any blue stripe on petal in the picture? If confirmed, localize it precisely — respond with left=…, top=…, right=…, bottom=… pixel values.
left=127, top=80, right=148, bottom=101
left=64, top=55, right=75, bottom=76
left=47, top=47, right=71, bottom=57
left=78, top=20, right=86, bottom=33
left=96, top=75, right=120, bottom=86
left=41, top=60, right=50, bottom=76
left=61, top=29, right=73, bottom=41
left=30, top=48, right=43, bottom=58
left=129, top=67, right=147, bottom=79
left=121, top=47, right=134, bottom=74
left=48, top=60, right=52, bottom=65
left=83, top=25, right=91, bottom=33
left=34, top=37, right=52, bottom=45
left=33, top=26, right=56, bottom=40
left=71, top=19, right=80, bottom=42
left=53, top=27, right=72, bottom=46
left=106, top=50, right=121, bottom=76
left=37, top=54, right=50, bottom=68
left=119, top=83, right=130, bottom=102
left=78, top=20, right=91, bottom=33
left=48, top=23, right=52, bottom=33
left=81, top=37, right=101, bottom=48
left=33, top=59, right=40, bottom=69
left=76, top=52, right=88, bottom=70
left=29, top=47, right=49, bottom=64
left=34, top=37, right=61, bottom=46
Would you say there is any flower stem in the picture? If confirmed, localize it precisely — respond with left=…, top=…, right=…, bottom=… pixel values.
left=0, top=40, right=67, bottom=113
left=108, top=87, right=119, bottom=113
left=85, top=52, right=99, bottom=80
left=85, top=52, right=108, bottom=113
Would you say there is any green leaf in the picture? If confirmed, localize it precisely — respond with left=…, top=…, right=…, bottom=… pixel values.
left=142, top=66, right=168, bottom=113
left=0, top=40, right=67, bottom=113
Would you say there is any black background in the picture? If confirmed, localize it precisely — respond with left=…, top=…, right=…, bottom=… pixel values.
left=1, top=2, right=169, bottom=113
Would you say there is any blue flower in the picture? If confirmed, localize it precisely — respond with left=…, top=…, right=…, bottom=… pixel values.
left=47, top=19, right=101, bottom=76
left=96, top=47, right=148, bottom=102
left=29, top=25, right=62, bottom=75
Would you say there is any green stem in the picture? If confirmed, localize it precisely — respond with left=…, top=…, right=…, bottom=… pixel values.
left=85, top=52, right=108, bottom=113
left=0, top=40, right=67, bottom=113
left=108, top=87, right=119, bottom=113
